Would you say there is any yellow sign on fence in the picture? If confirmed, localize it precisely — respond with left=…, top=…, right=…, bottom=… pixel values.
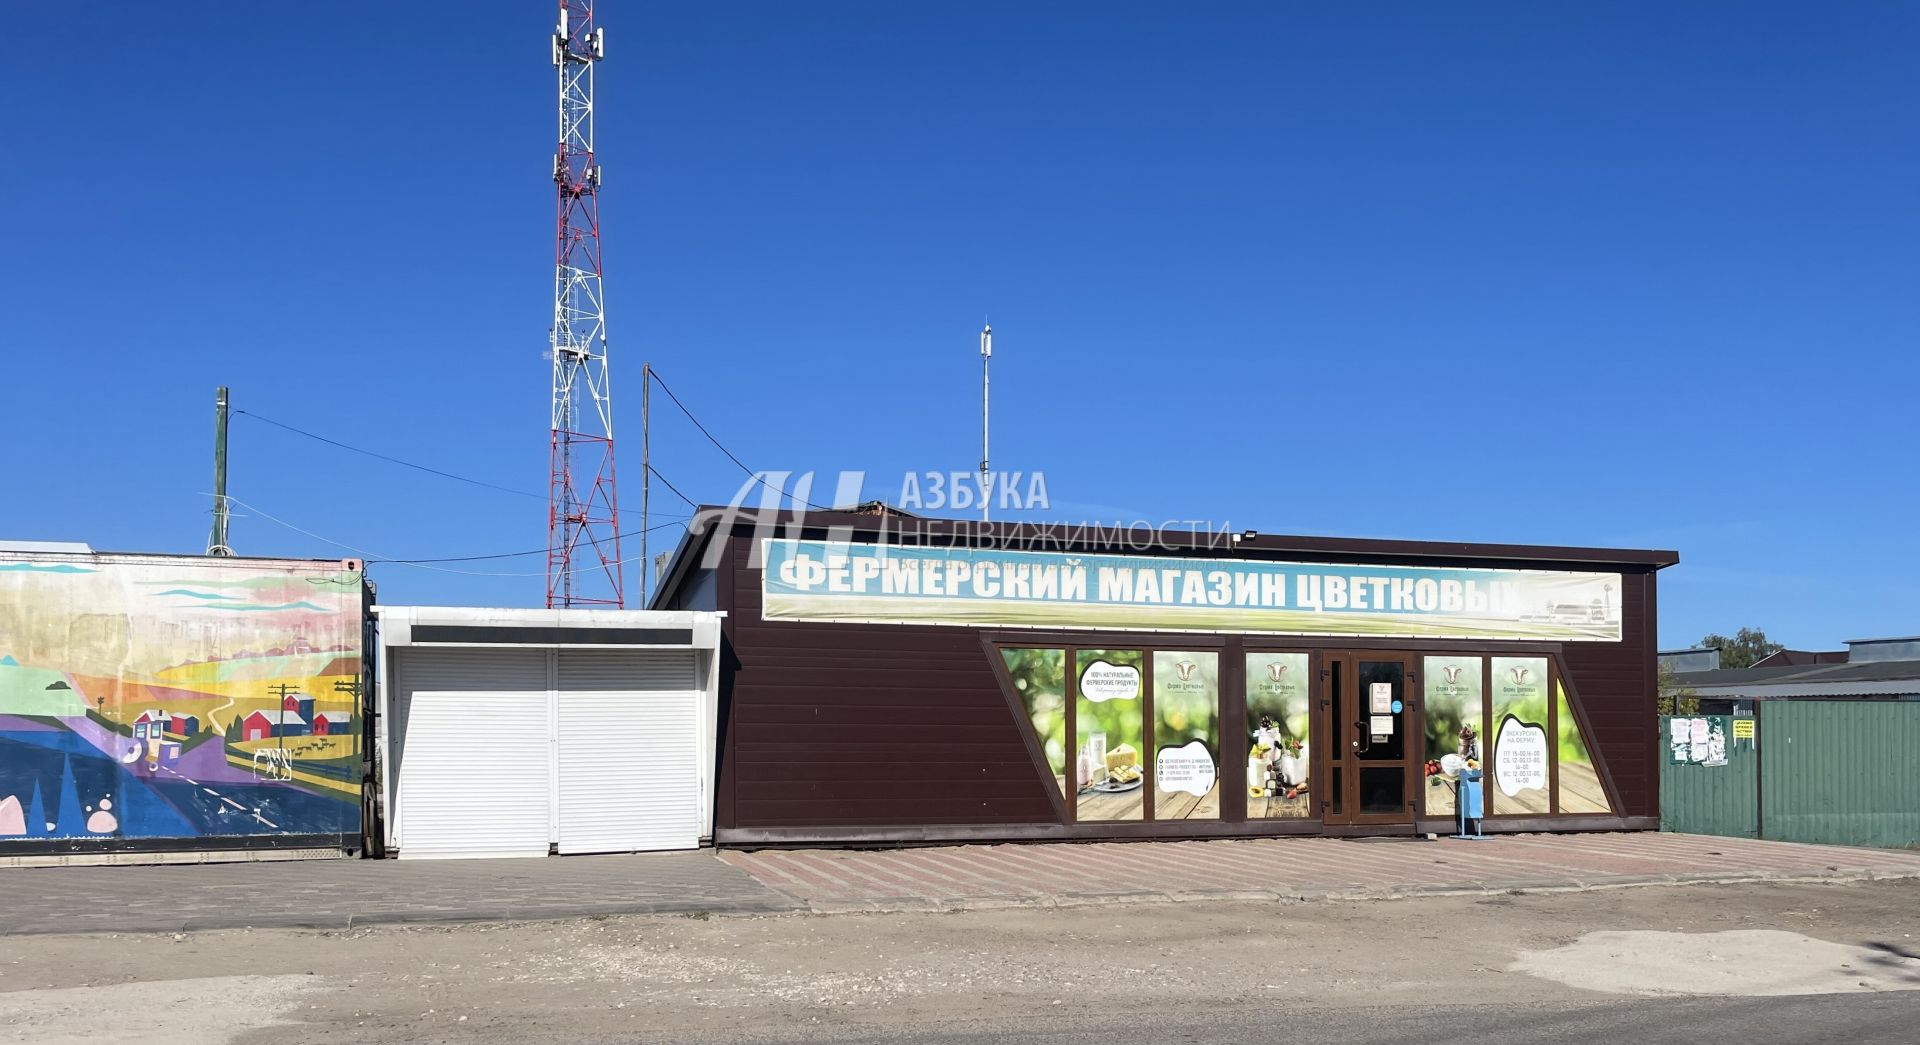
left=1732, top=718, right=1756, bottom=740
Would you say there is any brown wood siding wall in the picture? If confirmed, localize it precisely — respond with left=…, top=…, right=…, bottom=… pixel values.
left=720, top=537, right=1058, bottom=828
left=1559, top=570, right=1658, bottom=818
left=716, top=534, right=1662, bottom=832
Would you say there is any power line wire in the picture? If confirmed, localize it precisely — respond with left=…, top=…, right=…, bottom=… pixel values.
left=234, top=410, right=545, bottom=501
left=236, top=404, right=727, bottom=558
left=648, top=369, right=830, bottom=509
left=370, top=547, right=548, bottom=564
left=212, top=494, right=688, bottom=577
left=647, top=464, right=700, bottom=509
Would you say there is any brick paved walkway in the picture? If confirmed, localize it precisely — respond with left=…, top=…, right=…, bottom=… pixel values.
left=0, top=850, right=799, bottom=935
left=719, top=833, right=1920, bottom=912
left=8, top=833, right=1918, bottom=935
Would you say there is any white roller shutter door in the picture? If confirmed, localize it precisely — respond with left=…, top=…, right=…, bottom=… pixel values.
left=555, top=650, right=701, bottom=854
left=394, top=650, right=551, bottom=859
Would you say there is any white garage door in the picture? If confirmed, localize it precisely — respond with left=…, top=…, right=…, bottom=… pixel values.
left=555, top=650, right=701, bottom=854
left=394, top=650, right=551, bottom=859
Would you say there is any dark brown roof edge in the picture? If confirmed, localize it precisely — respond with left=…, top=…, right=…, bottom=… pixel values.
left=647, top=507, right=1678, bottom=608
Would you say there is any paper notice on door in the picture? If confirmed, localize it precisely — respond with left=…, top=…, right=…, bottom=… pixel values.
left=1369, top=682, right=1392, bottom=714
left=1369, top=714, right=1393, bottom=736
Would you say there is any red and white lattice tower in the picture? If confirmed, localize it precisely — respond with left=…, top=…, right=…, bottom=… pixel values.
left=547, top=0, right=623, bottom=607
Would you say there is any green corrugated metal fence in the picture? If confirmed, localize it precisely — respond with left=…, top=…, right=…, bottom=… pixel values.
left=1662, top=702, right=1920, bottom=849
left=1659, top=715, right=1758, bottom=838
left=1760, top=701, right=1920, bottom=848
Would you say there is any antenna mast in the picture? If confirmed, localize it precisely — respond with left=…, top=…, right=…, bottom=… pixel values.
left=980, top=324, right=991, bottom=523
left=547, top=0, right=623, bottom=607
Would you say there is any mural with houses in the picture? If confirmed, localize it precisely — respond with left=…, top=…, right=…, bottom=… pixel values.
left=0, top=556, right=365, bottom=847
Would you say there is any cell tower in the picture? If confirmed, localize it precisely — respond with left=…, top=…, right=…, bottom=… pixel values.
left=547, top=0, right=623, bottom=608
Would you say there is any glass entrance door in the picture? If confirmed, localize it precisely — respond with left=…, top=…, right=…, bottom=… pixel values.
left=1322, top=652, right=1417, bottom=827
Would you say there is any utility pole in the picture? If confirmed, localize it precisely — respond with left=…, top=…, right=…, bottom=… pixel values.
left=980, top=324, right=992, bottom=523
left=207, top=386, right=232, bottom=555
left=640, top=362, right=651, bottom=607
left=547, top=0, right=624, bottom=607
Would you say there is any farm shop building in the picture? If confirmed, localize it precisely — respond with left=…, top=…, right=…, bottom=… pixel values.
left=652, top=508, right=1678, bottom=844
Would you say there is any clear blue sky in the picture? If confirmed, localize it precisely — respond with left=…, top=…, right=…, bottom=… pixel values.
left=2, top=2, right=1915, bottom=649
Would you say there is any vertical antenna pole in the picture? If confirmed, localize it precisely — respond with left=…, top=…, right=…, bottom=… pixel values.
left=641, top=362, right=651, bottom=607
left=208, top=386, right=231, bottom=556
left=980, top=324, right=992, bottom=523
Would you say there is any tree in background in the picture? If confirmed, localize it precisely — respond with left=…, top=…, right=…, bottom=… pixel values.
left=1656, top=662, right=1700, bottom=716
left=1699, top=627, right=1783, bottom=669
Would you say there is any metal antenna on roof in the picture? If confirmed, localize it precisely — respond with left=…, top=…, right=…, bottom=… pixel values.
left=980, top=323, right=992, bottom=524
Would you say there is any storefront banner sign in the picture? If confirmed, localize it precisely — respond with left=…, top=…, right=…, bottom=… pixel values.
left=1156, top=740, right=1216, bottom=797
left=1493, top=714, right=1548, bottom=797
left=761, top=539, right=1624, bottom=641
left=1078, top=660, right=1140, bottom=702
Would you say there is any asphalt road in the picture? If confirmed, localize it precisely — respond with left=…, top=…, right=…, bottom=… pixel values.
left=717, top=993, right=1920, bottom=1045
left=3, top=879, right=1917, bottom=1044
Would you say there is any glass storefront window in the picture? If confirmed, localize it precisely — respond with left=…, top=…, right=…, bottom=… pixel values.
left=1555, top=680, right=1613, bottom=813
left=1009, top=643, right=1606, bottom=826
left=1075, top=649, right=1145, bottom=821
left=1421, top=655, right=1485, bottom=818
left=1245, top=652, right=1311, bottom=818
left=1489, top=656, right=1551, bottom=814
left=1151, top=651, right=1218, bottom=820
left=1000, top=648, right=1067, bottom=797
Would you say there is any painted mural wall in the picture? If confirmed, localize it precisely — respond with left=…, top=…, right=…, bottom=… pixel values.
left=0, top=553, right=365, bottom=849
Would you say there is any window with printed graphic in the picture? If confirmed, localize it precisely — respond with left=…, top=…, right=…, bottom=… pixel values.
left=1151, top=651, right=1219, bottom=821
left=1075, top=649, right=1145, bottom=821
left=1246, top=651, right=1311, bottom=819
left=1001, top=647, right=1067, bottom=798
left=1488, top=656, right=1551, bottom=812
left=1554, top=681, right=1612, bottom=814
left=1421, top=656, right=1485, bottom=818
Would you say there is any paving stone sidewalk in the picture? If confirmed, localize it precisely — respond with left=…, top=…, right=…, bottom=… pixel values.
left=0, top=850, right=800, bottom=935
left=7, top=832, right=1919, bottom=935
left=719, top=832, right=1920, bottom=913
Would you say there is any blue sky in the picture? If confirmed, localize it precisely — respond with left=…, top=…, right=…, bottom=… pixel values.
left=1, top=2, right=1915, bottom=649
